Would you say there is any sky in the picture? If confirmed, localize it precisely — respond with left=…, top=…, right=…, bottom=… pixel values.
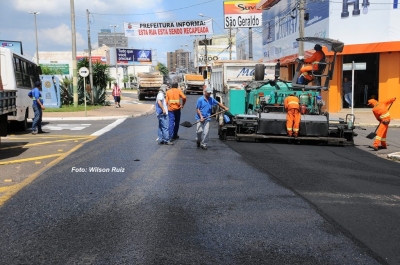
left=0, top=0, right=263, bottom=65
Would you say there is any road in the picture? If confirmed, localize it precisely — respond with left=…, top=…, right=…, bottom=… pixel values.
left=0, top=94, right=398, bottom=264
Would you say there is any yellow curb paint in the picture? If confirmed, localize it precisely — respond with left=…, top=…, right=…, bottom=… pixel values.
left=0, top=137, right=97, bottom=207
left=0, top=154, right=62, bottom=165
left=0, top=137, right=90, bottom=150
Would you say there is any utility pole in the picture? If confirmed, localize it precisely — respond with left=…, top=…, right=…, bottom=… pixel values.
left=28, top=11, right=40, bottom=65
left=110, top=25, right=119, bottom=86
left=298, top=0, right=306, bottom=58
left=229, top=27, right=232, bottom=60
left=86, top=9, right=94, bottom=104
left=70, top=0, right=78, bottom=107
left=204, top=35, right=208, bottom=80
left=248, top=28, right=253, bottom=60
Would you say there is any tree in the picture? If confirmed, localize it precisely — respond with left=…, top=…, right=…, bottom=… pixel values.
left=156, top=62, right=169, bottom=77
left=59, top=76, right=73, bottom=106
left=77, top=58, right=109, bottom=105
left=122, top=76, right=130, bottom=89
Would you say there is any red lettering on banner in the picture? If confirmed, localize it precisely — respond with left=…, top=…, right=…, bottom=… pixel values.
left=158, top=29, right=169, bottom=35
left=149, top=29, right=157, bottom=35
left=139, top=29, right=148, bottom=35
left=169, top=28, right=183, bottom=35
left=183, top=27, right=210, bottom=34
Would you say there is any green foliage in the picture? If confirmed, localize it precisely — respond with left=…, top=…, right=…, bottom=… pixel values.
left=77, top=58, right=110, bottom=105
left=59, top=76, right=73, bottom=106
left=41, top=65, right=63, bottom=75
left=156, top=62, right=169, bottom=76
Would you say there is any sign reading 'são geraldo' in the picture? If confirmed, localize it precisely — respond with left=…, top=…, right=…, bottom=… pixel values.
left=223, top=1, right=263, bottom=29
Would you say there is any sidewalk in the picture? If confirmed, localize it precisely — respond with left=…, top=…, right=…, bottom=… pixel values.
left=43, top=90, right=155, bottom=121
left=331, top=108, right=400, bottom=128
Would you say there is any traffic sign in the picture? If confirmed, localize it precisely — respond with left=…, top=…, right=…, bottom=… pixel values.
left=78, top=67, right=89, bottom=77
left=343, top=62, right=366, bottom=71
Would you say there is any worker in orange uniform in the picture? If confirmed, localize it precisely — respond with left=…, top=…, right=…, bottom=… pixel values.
left=298, top=44, right=325, bottom=84
left=166, top=82, right=187, bottom=141
left=284, top=93, right=301, bottom=137
left=367, top=97, right=397, bottom=151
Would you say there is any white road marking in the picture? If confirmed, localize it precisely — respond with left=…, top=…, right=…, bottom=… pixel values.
left=42, top=124, right=92, bottom=131
left=91, top=118, right=126, bottom=136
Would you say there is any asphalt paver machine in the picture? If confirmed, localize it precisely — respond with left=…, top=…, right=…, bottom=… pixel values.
left=219, top=37, right=356, bottom=145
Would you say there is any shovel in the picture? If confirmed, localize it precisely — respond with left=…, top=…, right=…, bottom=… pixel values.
left=180, top=110, right=227, bottom=128
left=366, top=102, right=393, bottom=139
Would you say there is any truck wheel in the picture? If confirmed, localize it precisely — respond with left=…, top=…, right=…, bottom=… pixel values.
left=254, top=64, right=265, bottom=81
left=18, top=109, right=28, bottom=131
left=138, top=93, right=145, bottom=101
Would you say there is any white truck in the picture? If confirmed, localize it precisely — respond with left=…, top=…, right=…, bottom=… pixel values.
left=209, top=60, right=277, bottom=113
left=137, top=71, right=164, bottom=100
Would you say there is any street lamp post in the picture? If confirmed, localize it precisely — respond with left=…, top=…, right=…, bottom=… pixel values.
left=110, top=25, right=119, bottom=86
left=28, top=11, right=40, bottom=65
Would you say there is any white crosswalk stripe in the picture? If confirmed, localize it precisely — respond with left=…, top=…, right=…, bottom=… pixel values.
left=42, top=124, right=92, bottom=131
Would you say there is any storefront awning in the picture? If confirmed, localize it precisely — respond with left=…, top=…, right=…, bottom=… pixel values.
left=325, top=41, right=400, bottom=56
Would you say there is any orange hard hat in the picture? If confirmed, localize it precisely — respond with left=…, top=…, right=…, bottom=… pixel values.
left=367, top=99, right=378, bottom=106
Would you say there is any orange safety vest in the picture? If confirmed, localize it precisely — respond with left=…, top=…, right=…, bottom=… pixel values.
left=304, top=50, right=325, bottom=71
left=372, top=98, right=396, bottom=122
left=166, top=88, right=187, bottom=111
left=284, top=95, right=300, bottom=110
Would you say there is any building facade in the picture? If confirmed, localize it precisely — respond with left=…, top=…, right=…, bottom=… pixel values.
left=98, top=29, right=128, bottom=48
left=257, top=0, right=400, bottom=117
left=167, top=49, right=190, bottom=74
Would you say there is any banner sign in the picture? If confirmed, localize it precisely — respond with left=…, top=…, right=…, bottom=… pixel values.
left=1, top=40, right=23, bottom=55
left=116, top=49, right=152, bottom=64
left=41, top=75, right=61, bottom=108
left=123, top=20, right=213, bottom=37
left=40, top=63, right=70, bottom=75
left=223, top=1, right=263, bottom=29
left=76, top=56, right=107, bottom=64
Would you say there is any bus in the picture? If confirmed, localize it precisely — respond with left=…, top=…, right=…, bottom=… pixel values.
left=0, top=47, right=41, bottom=130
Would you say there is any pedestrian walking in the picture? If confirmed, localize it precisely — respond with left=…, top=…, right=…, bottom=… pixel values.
left=28, top=81, right=46, bottom=134
left=367, top=97, right=397, bottom=151
left=166, top=82, right=186, bottom=141
left=342, top=77, right=353, bottom=108
left=156, top=84, right=173, bottom=145
left=112, top=82, right=121, bottom=108
left=284, top=93, right=301, bottom=138
left=195, top=87, right=228, bottom=150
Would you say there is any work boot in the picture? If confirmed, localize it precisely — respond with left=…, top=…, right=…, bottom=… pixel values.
left=369, top=145, right=379, bottom=151
left=196, top=140, right=200, bottom=147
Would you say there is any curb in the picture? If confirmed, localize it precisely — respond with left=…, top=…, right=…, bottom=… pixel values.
left=355, top=123, right=400, bottom=128
left=387, top=152, right=400, bottom=161
left=42, top=105, right=155, bottom=121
